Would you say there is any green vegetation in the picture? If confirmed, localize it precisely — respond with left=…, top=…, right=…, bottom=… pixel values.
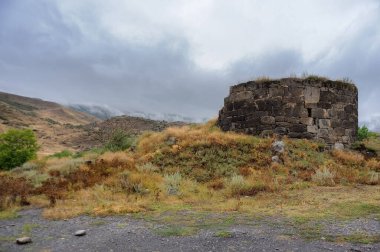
left=49, top=150, right=73, bottom=159
left=214, top=230, right=233, bottom=238
left=358, top=125, right=371, bottom=141
left=0, top=129, right=38, bottom=170
left=104, top=130, right=136, bottom=152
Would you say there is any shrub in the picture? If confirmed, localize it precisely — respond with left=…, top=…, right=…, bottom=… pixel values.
left=104, top=130, right=135, bottom=152
left=358, top=125, right=370, bottom=141
left=312, top=167, right=335, bottom=186
left=0, top=175, right=33, bottom=209
left=49, top=150, right=73, bottom=159
left=136, top=162, right=159, bottom=173
left=228, top=175, right=246, bottom=196
left=164, top=173, right=182, bottom=195
left=0, top=129, right=38, bottom=170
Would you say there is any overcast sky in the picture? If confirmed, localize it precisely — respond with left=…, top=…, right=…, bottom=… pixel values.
left=0, top=0, right=379, bottom=125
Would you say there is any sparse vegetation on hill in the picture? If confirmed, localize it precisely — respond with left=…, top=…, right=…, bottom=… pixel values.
left=0, top=120, right=379, bottom=222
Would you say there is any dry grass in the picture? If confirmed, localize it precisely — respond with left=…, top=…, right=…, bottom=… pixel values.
left=1, top=120, right=380, bottom=221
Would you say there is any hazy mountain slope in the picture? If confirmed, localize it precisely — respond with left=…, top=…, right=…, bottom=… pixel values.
left=77, top=115, right=188, bottom=148
left=0, top=91, right=100, bottom=155
left=0, top=91, right=189, bottom=154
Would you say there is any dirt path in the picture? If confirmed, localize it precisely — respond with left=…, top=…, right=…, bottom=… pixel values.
left=1, top=209, right=379, bottom=252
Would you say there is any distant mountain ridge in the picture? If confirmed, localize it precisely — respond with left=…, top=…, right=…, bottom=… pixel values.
left=68, top=103, right=207, bottom=122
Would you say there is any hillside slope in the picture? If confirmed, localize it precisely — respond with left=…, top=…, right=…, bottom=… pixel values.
left=0, top=91, right=189, bottom=154
left=0, top=91, right=100, bottom=155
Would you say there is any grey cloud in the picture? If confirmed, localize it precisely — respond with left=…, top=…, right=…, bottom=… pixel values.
left=0, top=0, right=380, bottom=126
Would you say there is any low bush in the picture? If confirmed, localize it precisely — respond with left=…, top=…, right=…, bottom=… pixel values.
left=0, top=175, right=33, bottom=209
left=104, top=130, right=136, bottom=152
left=0, top=129, right=38, bottom=170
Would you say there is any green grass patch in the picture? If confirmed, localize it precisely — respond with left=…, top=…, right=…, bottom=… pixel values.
left=22, top=223, right=40, bottom=235
left=336, top=233, right=380, bottom=244
left=329, top=202, right=380, bottom=219
left=214, top=230, right=233, bottom=238
left=89, top=220, right=107, bottom=226
left=0, top=209, right=20, bottom=220
left=49, top=150, right=73, bottom=159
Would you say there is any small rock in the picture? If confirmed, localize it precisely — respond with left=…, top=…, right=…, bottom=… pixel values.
left=16, top=237, right=32, bottom=245
left=272, top=141, right=285, bottom=153
left=334, top=142, right=345, bottom=150
left=271, top=155, right=281, bottom=164
left=74, top=230, right=86, bottom=236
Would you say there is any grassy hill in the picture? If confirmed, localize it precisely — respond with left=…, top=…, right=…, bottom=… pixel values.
left=0, top=91, right=100, bottom=155
left=0, top=120, right=378, bottom=229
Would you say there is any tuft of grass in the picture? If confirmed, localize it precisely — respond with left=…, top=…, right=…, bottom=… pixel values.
left=164, top=173, right=182, bottom=195
left=312, top=167, right=335, bottom=186
left=49, top=150, right=73, bottom=159
left=22, top=223, right=40, bottom=235
left=214, top=230, right=234, bottom=238
left=89, top=220, right=107, bottom=226
left=0, top=208, right=20, bottom=220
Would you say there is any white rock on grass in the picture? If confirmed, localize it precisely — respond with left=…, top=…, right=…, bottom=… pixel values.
left=74, top=230, right=87, bottom=236
left=16, top=237, right=32, bottom=245
left=272, top=141, right=285, bottom=153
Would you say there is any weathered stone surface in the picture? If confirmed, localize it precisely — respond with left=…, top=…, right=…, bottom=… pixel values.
left=300, top=117, right=313, bottom=125
left=305, top=86, right=320, bottom=103
left=218, top=78, right=358, bottom=148
left=261, top=116, right=275, bottom=125
left=318, top=119, right=331, bottom=129
left=307, top=125, right=318, bottom=134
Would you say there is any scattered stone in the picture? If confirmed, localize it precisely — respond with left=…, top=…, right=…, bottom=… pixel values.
left=16, top=237, right=32, bottom=245
left=74, top=230, right=87, bottom=236
left=166, top=136, right=177, bottom=146
left=334, top=142, right=345, bottom=150
left=271, top=156, right=281, bottom=164
left=272, top=141, right=285, bottom=154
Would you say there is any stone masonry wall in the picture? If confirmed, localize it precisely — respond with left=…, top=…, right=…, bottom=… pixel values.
left=218, top=78, right=358, bottom=148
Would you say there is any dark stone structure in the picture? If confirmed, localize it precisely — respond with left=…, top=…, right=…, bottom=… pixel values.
left=218, top=78, right=358, bottom=148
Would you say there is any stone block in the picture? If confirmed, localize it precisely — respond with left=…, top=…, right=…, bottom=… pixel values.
left=261, top=116, right=275, bottom=125
left=307, top=125, right=318, bottom=134
left=290, top=124, right=307, bottom=133
left=312, top=108, right=328, bottom=118
left=274, top=127, right=288, bottom=135
left=300, top=117, right=313, bottom=125
left=275, top=116, right=286, bottom=122
left=318, top=129, right=329, bottom=138
left=318, top=119, right=331, bottom=129
left=287, top=117, right=300, bottom=124
left=334, top=127, right=346, bottom=137
left=305, top=86, right=320, bottom=103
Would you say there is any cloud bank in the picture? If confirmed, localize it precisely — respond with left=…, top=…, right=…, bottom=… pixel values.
left=0, top=0, right=379, bottom=125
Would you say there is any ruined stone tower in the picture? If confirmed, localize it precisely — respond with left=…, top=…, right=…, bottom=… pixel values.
left=218, top=77, right=358, bottom=148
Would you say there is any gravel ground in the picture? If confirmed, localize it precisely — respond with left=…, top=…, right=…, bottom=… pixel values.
left=0, top=209, right=379, bottom=252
